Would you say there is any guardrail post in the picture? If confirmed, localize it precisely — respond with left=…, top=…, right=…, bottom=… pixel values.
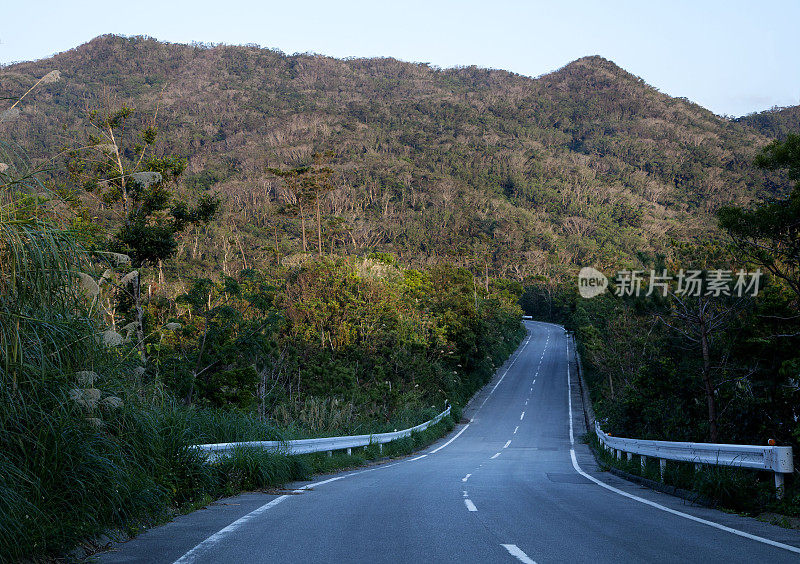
left=192, top=406, right=450, bottom=461
left=775, top=473, right=785, bottom=500
left=591, top=425, right=793, bottom=496
left=770, top=446, right=793, bottom=500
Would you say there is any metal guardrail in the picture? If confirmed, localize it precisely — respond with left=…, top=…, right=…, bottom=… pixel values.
left=567, top=328, right=795, bottom=500
left=595, top=421, right=794, bottom=499
left=193, top=406, right=451, bottom=462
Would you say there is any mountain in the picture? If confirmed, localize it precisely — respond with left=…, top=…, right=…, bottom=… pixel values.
left=0, top=35, right=786, bottom=280
left=737, top=105, right=800, bottom=139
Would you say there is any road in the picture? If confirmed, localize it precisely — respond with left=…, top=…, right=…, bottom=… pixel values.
left=101, top=321, right=800, bottom=563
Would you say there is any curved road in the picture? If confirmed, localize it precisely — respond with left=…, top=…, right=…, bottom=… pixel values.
left=102, top=321, right=800, bottom=563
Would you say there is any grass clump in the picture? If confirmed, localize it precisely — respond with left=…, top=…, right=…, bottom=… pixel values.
left=0, top=122, right=517, bottom=560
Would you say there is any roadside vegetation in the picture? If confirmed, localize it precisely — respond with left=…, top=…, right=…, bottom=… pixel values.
left=2, top=37, right=798, bottom=559
left=0, top=79, right=522, bottom=561
left=525, top=135, right=800, bottom=517
left=0, top=155, right=518, bottom=560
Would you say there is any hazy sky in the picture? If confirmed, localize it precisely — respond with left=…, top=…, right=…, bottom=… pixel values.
left=1, top=1, right=797, bottom=117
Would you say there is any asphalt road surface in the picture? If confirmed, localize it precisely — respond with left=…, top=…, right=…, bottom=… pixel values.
left=101, top=321, right=800, bottom=563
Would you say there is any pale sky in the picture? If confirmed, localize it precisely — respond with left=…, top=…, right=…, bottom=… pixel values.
left=1, top=0, right=798, bottom=117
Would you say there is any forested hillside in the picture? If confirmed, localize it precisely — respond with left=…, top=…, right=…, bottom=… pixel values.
left=0, top=34, right=788, bottom=283
left=738, top=105, right=800, bottom=139
left=2, top=34, right=799, bottom=559
left=1, top=37, right=533, bottom=559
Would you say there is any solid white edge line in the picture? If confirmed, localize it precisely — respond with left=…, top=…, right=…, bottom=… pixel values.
left=429, top=423, right=470, bottom=454
left=176, top=328, right=537, bottom=562
left=173, top=496, right=289, bottom=563
left=569, top=449, right=800, bottom=555
left=434, top=326, right=532, bottom=453
left=501, top=543, right=537, bottom=564
left=479, top=337, right=531, bottom=409
left=565, top=337, right=800, bottom=555
left=567, top=358, right=574, bottom=445
left=464, top=499, right=478, bottom=511
left=173, top=475, right=347, bottom=563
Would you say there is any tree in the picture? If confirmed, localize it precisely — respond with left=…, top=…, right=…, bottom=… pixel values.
left=652, top=243, right=749, bottom=442
left=718, top=134, right=800, bottom=302
left=309, top=153, right=335, bottom=256
left=170, top=272, right=279, bottom=407
left=268, top=153, right=335, bottom=256
left=69, top=105, right=219, bottom=267
left=68, top=103, right=219, bottom=359
left=657, top=291, right=746, bottom=442
left=267, top=165, right=314, bottom=253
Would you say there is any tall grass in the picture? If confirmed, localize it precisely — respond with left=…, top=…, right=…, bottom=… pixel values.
left=0, top=132, right=518, bottom=560
left=272, top=395, right=444, bottom=439
left=0, top=153, right=303, bottom=560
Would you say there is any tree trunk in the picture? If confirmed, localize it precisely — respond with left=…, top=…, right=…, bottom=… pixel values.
left=299, top=203, right=307, bottom=252
left=316, top=193, right=322, bottom=256
left=274, top=225, right=280, bottom=264
left=134, top=275, right=147, bottom=364
left=700, top=325, right=719, bottom=442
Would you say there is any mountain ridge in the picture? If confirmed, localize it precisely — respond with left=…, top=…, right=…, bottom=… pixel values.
left=0, top=34, right=791, bottom=280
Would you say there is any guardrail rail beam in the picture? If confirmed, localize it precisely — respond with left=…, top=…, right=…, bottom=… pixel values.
left=594, top=421, right=793, bottom=499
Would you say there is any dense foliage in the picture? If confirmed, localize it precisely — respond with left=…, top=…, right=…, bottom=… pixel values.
left=153, top=256, right=524, bottom=425
left=0, top=64, right=524, bottom=560
left=0, top=172, right=522, bottom=560
left=520, top=134, right=800, bottom=511
left=2, top=34, right=798, bottom=558
left=0, top=34, right=787, bottom=283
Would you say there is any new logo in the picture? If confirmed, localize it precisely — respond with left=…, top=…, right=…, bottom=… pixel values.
left=578, top=267, right=608, bottom=298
